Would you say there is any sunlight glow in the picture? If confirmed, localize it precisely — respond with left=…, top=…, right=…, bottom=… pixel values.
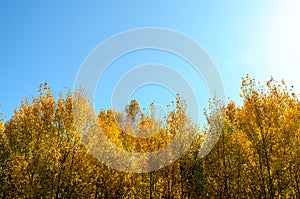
left=257, top=0, right=300, bottom=89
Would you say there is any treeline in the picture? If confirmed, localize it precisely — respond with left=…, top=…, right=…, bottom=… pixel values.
left=0, top=76, right=300, bottom=198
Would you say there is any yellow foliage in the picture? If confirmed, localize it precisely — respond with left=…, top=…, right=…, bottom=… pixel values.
left=1, top=78, right=300, bottom=198
left=0, top=121, right=3, bottom=132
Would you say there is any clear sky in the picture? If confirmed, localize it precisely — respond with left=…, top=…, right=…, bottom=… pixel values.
left=1, top=1, right=299, bottom=122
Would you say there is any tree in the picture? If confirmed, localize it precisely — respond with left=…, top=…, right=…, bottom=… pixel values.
left=1, top=76, right=300, bottom=198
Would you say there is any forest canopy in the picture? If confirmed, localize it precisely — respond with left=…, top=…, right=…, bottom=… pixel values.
left=0, top=76, right=300, bottom=198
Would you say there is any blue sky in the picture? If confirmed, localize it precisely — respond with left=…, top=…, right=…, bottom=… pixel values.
left=1, top=1, right=299, bottom=122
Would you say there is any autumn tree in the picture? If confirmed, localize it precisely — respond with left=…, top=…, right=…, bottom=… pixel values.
left=1, top=84, right=96, bottom=198
left=203, top=76, right=300, bottom=198
left=1, top=76, right=300, bottom=198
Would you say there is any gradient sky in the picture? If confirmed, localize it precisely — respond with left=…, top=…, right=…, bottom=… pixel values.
left=1, top=1, right=299, bottom=122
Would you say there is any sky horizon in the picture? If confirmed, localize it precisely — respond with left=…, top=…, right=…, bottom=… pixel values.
left=1, top=1, right=299, bottom=122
